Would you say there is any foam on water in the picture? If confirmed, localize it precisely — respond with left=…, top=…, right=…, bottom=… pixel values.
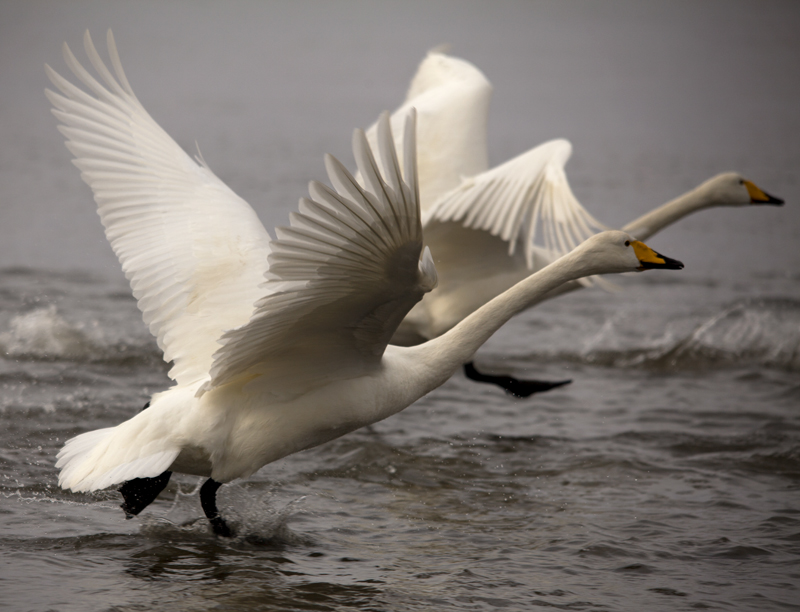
left=571, top=298, right=800, bottom=371
left=662, top=298, right=800, bottom=370
left=0, top=305, right=100, bottom=360
left=0, top=303, right=162, bottom=368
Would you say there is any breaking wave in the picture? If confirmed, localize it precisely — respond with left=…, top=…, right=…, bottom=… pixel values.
left=0, top=305, right=98, bottom=360
left=573, top=298, right=800, bottom=371
left=4, top=297, right=798, bottom=373
left=652, top=298, right=800, bottom=370
left=0, top=305, right=159, bottom=366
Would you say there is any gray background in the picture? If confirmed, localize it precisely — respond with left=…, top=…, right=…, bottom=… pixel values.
left=1, top=0, right=797, bottom=281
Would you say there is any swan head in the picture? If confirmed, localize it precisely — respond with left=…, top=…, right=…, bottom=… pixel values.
left=574, top=231, right=684, bottom=275
left=700, top=172, right=784, bottom=207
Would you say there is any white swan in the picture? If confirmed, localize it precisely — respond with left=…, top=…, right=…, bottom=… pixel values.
left=369, top=50, right=783, bottom=352
left=47, top=31, right=683, bottom=536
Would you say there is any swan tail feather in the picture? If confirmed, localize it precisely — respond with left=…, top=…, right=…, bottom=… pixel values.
left=56, top=424, right=180, bottom=493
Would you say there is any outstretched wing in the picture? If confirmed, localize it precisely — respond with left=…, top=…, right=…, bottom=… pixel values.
left=424, top=139, right=608, bottom=271
left=364, top=49, right=492, bottom=211
left=368, top=51, right=607, bottom=277
left=45, top=30, right=272, bottom=386
left=200, top=111, right=437, bottom=397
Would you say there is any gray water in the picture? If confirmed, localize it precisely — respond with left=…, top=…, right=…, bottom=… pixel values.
left=1, top=1, right=799, bottom=610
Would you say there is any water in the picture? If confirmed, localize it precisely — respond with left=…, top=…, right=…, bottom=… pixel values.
left=1, top=1, right=799, bottom=610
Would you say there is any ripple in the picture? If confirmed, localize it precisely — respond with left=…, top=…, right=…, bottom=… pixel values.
left=711, top=545, right=772, bottom=559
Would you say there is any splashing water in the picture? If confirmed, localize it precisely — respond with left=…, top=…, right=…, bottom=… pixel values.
left=570, top=298, right=800, bottom=371
left=138, top=479, right=311, bottom=546
left=666, top=298, right=800, bottom=370
left=0, top=305, right=100, bottom=360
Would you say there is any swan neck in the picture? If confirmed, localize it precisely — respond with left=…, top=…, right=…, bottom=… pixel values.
left=622, top=183, right=712, bottom=241
left=410, top=252, right=589, bottom=388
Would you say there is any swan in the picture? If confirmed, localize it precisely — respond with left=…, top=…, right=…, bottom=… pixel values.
left=47, top=31, right=683, bottom=537
left=368, top=50, right=782, bottom=394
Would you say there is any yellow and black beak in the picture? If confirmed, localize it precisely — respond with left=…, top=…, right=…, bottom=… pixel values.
left=743, top=180, right=784, bottom=206
left=630, top=240, right=684, bottom=271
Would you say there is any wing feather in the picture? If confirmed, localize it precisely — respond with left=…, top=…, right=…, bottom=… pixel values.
left=46, top=30, right=272, bottom=385
left=364, top=50, right=492, bottom=211
left=200, top=111, right=437, bottom=397
left=424, top=139, right=608, bottom=270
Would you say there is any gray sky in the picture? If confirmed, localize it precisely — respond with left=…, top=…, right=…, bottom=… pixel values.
left=1, top=0, right=798, bottom=279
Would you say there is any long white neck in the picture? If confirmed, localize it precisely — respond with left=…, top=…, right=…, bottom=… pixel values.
left=406, top=244, right=608, bottom=393
left=621, top=178, right=721, bottom=241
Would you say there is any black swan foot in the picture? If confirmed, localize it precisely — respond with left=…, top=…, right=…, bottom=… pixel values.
left=119, top=470, right=173, bottom=518
left=200, top=478, right=234, bottom=537
left=118, top=400, right=174, bottom=518
left=463, top=362, right=572, bottom=398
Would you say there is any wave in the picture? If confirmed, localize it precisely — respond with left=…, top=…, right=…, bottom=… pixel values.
left=559, top=298, right=800, bottom=371
left=650, top=298, right=800, bottom=370
left=0, top=305, right=98, bottom=360
left=0, top=305, right=160, bottom=366
left=4, top=298, right=799, bottom=373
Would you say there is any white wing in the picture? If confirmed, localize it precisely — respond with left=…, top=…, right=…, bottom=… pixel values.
left=200, top=111, right=437, bottom=396
left=424, top=139, right=608, bottom=270
left=365, top=50, right=492, bottom=211
left=45, top=30, right=272, bottom=386
left=369, top=52, right=607, bottom=271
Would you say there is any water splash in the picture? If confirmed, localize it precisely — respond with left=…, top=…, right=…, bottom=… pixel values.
left=574, top=298, right=800, bottom=371
left=0, top=304, right=161, bottom=367
left=0, top=305, right=100, bottom=360
left=139, top=480, right=311, bottom=546
left=660, top=298, right=800, bottom=370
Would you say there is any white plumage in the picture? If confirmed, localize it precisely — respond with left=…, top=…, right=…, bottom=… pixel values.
left=46, top=35, right=272, bottom=386
left=373, top=50, right=782, bottom=344
left=48, top=32, right=682, bottom=533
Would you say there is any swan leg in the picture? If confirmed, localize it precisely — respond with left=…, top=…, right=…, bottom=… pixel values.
left=200, top=478, right=234, bottom=537
left=119, top=471, right=173, bottom=518
left=463, top=362, right=572, bottom=398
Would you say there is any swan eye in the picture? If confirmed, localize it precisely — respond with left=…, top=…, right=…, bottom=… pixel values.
left=739, top=179, right=744, bottom=185
left=624, top=240, right=630, bottom=247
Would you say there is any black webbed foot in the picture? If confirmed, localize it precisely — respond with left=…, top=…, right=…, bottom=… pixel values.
left=200, top=478, right=234, bottom=537
left=119, top=401, right=173, bottom=518
left=119, top=470, right=173, bottom=518
left=463, top=362, right=572, bottom=398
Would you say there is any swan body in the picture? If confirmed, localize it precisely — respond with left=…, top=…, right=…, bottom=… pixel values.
left=371, top=50, right=782, bottom=345
left=48, top=32, right=682, bottom=534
